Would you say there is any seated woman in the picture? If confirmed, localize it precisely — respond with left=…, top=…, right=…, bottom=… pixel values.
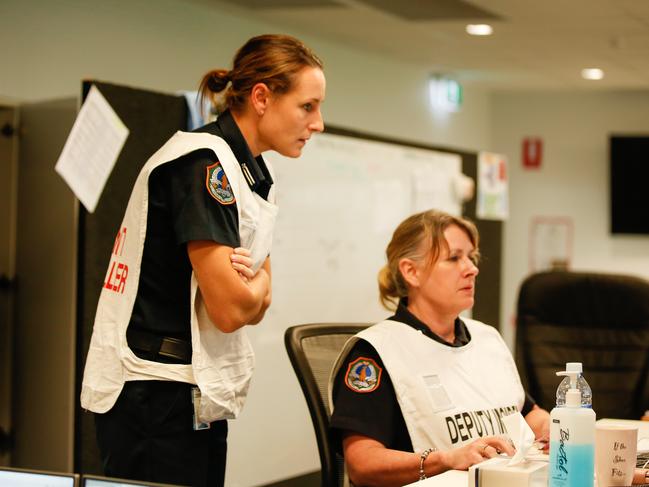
left=329, top=209, right=549, bottom=486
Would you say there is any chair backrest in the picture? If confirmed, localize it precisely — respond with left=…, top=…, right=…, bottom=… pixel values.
left=515, top=270, right=649, bottom=418
left=285, top=323, right=369, bottom=487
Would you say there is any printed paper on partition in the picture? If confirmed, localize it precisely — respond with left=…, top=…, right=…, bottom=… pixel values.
left=55, top=85, right=129, bottom=213
left=477, top=151, right=509, bottom=220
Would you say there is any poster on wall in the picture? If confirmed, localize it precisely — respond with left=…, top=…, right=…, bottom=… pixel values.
left=477, top=151, right=508, bottom=220
left=529, top=216, right=574, bottom=272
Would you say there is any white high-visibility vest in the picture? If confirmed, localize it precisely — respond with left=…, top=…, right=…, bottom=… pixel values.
left=330, top=318, right=524, bottom=451
left=81, top=131, right=277, bottom=423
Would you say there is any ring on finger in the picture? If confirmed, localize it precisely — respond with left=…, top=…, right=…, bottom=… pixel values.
left=481, top=444, right=488, bottom=452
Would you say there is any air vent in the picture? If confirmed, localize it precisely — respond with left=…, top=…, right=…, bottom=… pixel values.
left=217, top=0, right=342, bottom=8
left=357, top=0, right=501, bottom=21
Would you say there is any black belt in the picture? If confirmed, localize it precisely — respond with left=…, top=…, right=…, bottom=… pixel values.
left=127, top=328, right=192, bottom=364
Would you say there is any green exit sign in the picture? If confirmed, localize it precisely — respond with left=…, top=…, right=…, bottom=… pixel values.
left=429, top=76, right=463, bottom=112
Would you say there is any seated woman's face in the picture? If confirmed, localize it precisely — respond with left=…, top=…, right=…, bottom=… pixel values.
left=415, top=224, right=479, bottom=316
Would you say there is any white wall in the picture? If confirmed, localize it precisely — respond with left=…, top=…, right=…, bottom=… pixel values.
left=0, top=0, right=491, bottom=152
left=492, top=90, right=649, bottom=349
left=0, top=0, right=493, bottom=485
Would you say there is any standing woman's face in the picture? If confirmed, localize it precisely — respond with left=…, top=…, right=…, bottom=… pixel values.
left=258, top=66, right=326, bottom=158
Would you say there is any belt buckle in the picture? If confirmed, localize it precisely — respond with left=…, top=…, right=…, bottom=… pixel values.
left=159, top=336, right=190, bottom=362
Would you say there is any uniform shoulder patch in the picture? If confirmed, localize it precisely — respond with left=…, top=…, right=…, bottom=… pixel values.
left=344, top=356, right=383, bottom=393
left=206, top=161, right=235, bottom=205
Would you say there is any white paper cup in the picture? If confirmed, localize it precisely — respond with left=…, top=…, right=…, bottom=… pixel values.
left=595, top=424, right=638, bottom=486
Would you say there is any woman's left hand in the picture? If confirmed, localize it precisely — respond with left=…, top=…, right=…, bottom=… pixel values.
left=230, top=247, right=254, bottom=281
left=525, top=405, right=551, bottom=453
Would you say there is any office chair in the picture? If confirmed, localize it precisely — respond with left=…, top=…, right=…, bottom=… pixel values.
left=515, top=270, right=649, bottom=419
left=284, top=323, right=369, bottom=487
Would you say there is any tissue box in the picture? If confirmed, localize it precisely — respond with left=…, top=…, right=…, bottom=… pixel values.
left=468, top=457, right=548, bottom=487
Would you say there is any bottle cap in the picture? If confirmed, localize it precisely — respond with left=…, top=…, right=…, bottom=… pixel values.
left=566, top=362, right=583, bottom=373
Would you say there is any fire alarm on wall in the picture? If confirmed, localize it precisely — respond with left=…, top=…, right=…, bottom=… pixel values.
left=522, top=137, right=543, bottom=169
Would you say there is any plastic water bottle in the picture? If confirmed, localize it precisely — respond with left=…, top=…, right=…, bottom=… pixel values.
left=549, top=367, right=596, bottom=486
left=556, top=362, right=592, bottom=408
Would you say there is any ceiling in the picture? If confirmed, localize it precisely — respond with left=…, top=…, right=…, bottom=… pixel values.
left=201, top=0, right=649, bottom=91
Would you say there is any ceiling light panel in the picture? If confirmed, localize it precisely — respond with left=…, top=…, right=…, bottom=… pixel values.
left=466, top=24, right=493, bottom=35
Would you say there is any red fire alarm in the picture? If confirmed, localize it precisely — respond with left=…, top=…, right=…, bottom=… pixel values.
left=522, top=137, right=543, bottom=169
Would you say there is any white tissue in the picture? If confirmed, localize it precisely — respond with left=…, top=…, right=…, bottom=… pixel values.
left=502, top=412, right=535, bottom=466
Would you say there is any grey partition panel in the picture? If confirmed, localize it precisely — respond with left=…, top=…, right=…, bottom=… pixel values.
left=0, top=104, right=18, bottom=467
left=15, top=98, right=78, bottom=471
left=75, top=81, right=188, bottom=474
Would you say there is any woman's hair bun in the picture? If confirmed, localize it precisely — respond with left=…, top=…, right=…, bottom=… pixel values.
left=204, top=69, right=230, bottom=93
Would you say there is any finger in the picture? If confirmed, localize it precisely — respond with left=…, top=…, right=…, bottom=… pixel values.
left=232, top=247, right=251, bottom=257
left=534, top=437, right=549, bottom=452
left=231, top=253, right=253, bottom=267
left=465, top=448, right=485, bottom=467
left=476, top=443, right=490, bottom=458
left=483, top=445, right=500, bottom=459
left=486, top=437, right=516, bottom=456
left=232, top=262, right=254, bottom=279
left=232, top=261, right=254, bottom=275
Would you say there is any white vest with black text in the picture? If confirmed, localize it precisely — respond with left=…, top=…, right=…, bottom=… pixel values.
left=329, top=319, right=524, bottom=452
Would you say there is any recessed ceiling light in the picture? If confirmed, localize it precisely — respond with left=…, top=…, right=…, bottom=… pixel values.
left=466, top=24, right=493, bottom=36
left=581, top=68, right=604, bottom=80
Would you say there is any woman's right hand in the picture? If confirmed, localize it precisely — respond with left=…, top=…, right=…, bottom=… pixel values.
left=441, top=436, right=516, bottom=471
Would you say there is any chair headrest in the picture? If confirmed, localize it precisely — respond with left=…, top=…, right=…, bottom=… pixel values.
left=517, top=271, right=649, bottom=329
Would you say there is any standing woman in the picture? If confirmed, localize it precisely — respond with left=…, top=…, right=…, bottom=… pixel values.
left=81, top=34, right=325, bottom=486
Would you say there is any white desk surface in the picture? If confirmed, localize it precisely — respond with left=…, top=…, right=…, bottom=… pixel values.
left=403, top=469, right=467, bottom=486
left=404, top=420, right=649, bottom=486
left=404, top=418, right=649, bottom=487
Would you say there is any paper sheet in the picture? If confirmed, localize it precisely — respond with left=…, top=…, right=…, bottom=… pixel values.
left=55, top=85, right=129, bottom=213
left=477, top=151, right=508, bottom=220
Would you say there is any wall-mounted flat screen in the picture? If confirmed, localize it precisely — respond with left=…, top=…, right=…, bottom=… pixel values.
left=610, top=135, right=649, bottom=234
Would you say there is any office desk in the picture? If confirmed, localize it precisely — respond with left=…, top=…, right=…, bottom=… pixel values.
left=404, top=469, right=467, bottom=486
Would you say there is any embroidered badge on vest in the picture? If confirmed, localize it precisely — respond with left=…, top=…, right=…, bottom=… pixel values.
left=206, top=161, right=235, bottom=205
left=345, top=357, right=382, bottom=393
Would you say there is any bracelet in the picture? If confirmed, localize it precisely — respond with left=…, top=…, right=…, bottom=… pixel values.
left=419, top=447, right=437, bottom=480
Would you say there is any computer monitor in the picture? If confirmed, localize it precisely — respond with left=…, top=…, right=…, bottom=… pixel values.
left=0, top=466, right=79, bottom=486
left=81, top=475, right=185, bottom=487
left=610, top=134, right=649, bottom=234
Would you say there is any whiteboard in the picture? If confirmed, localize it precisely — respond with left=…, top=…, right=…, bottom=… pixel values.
left=226, top=132, right=463, bottom=487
